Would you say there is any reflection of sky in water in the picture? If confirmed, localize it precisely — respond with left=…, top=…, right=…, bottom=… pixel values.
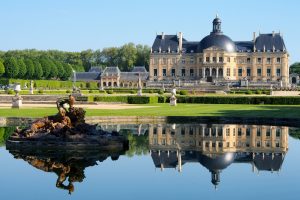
left=0, top=126, right=300, bottom=200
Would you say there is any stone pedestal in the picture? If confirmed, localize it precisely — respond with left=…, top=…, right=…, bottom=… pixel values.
left=12, top=95, right=23, bottom=108
left=170, top=95, right=177, bottom=106
left=137, top=87, right=142, bottom=96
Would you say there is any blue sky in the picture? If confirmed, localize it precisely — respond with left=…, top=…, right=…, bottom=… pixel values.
left=1, top=0, right=299, bottom=63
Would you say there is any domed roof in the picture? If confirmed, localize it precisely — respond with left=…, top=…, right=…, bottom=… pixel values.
left=198, top=16, right=236, bottom=53
left=198, top=152, right=235, bottom=171
left=198, top=34, right=236, bottom=52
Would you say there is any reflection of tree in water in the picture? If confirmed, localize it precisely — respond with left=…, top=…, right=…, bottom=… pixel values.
left=289, top=128, right=300, bottom=140
left=7, top=149, right=126, bottom=194
left=0, top=127, right=17, bottom=146
left=120, top=130, right=149, bottom=157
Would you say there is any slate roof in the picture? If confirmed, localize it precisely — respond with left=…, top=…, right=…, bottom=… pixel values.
left=151, top=33, right=286, bottom=53
left=75, top=72, right=101, bottom=81
left=120, top=72, right=149, bottom=81
left=89, top=66, right=102, bottom=73
left=235, top=41, right=254, bottom=52
left=101, top=66, right=121, bottom=76
left=254, top=33, right=286, bottom=52
left=131, top=66, right=147, bottom=73
left=152, top=34, right=186, bottom=52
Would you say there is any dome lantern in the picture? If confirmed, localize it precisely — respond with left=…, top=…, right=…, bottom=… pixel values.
left=212, top=14, right=222, bottom=34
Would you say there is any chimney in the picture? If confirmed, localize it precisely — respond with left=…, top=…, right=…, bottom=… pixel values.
left=178, top=32, right=183, bottom=52
left=253, top=32, right=256, bottom=42
left=161, top=32, right=165, bottom=40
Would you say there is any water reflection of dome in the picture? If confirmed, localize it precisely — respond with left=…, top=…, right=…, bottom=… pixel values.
left=198, top=152, right=235, bottom=188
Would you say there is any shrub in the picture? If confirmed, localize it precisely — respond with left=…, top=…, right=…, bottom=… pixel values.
left=148, top=90, right=154, bottom=94
left=7, top=89, right=14, bottom=95
left=246, top=90, right=253, bottom=95
left=38, top=89, right=43, bottom=94
left=107, top=90, right=114, bottom=94
left=130, top=90, right=136, bottom=94
left=158, top=95, right=167, bottom=103
left=175, top=96, right=300, bottom=105
left=86, top=82, right=91, bottom=89
left=98, top=90, right=106, bottom=94
left=127, top=96, right=158, bottom=104
left=179, top=90, right=188, bottom=95
left=158, top=89, right=164, bottom=95
left=94, top=96, right=128, bottom=103
left=256, top=90, right=262, bottom=95
left=88, top=90, right=94, bottom=93
left=66, top=90, right=71, bottom=93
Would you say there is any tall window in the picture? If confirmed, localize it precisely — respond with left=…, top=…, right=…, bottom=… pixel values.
left=190, top=58, right=194, bottom=64
left=154, top=69, right=157, bottom=76
left=277, top=68, right=281, bottom=77
left=266, top=129, right=271, bottom=137
left=181, top=69, right=185, bottom=77
left=163, top=58, right=167, bottom=65
left=213, top=57, right=217, bottom=63
left=171, top=58, right=177, bottom=64
left=219, top=57, right=223, bottom=63
left=267, top=68, right=271, bottom=77
left=247, top=68, right=251, bottom=76
left=238, top=68, right=242, bottom=76
left=206, top=57, right=210, bottom=63
left=257, top=68, right=262, bottom=76
left=190, top=69, right=194, bottom=77
left=277, top=57, right=281, bottom=63
left=199, top=57, right=202, bottom=63
left=226, top=68, right=230, bottom=76
left=246, top=128, right=251, bottom=136
left=162, top=69, right=166, bottom=76
left=171, top=69, right=176, bottom=77
left=181, top=59, right=185, bottom=64
left=257, top=128, right=261, bottom=137
left=154, top=58, right=159, bottom=65
left=227, top=57, right=231, bottom=62
left=267, top=57, right=271, bottom=64
left=247, top=58, right=251, bottom=63
left=257, top=57, right=262, bottom=64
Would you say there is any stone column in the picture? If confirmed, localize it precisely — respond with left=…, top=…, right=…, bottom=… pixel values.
left=202, top=68, right=205, bottom=78
left=216, top=67, right=219, bottom=78
left=209, top=67, right=212, bottom=77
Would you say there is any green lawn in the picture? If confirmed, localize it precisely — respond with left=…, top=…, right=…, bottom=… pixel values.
left=0, top=104, right=300, bottom=119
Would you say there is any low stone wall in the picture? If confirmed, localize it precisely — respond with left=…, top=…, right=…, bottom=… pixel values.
left=271, top=91, right=300, bottom=96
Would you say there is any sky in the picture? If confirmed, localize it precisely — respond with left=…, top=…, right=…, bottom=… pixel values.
left=0, top=0, right=299, bottom=64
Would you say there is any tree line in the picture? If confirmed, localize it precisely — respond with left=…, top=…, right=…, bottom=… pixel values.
left=0, top=43, right=150, bottom=80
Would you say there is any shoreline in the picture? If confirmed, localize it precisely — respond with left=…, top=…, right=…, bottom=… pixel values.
left=2, top=116, right=300, bottom=127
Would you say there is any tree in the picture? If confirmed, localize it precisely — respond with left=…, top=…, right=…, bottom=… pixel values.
left=290, top=62, right=300, bottom=74
left=100, top=47, right=119, bottom=67
left=118, top=43, right=137, bottom=71
left=55, top=61, right=65, bottom=80
left=135, top=44, right=150, bottom=70
left=62, top=63, right=72, bottom=80
left=24, top=59, right=35, bottom=79
left=17, top=58, right=27, bottom=78
left=80, top=49, right=94, bottom=71
left=0, top=61, right=5, bottom=77
left=33, top=60, right=43, bottom=79
left=39, top=58, right=51, bottom=78
left=48, top=60, right=58, bottom=79
left=4, top=57, right=19, bottom=78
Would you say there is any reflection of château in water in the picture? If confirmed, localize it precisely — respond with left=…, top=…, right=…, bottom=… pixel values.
left=148, top=124, right=288, bottom=188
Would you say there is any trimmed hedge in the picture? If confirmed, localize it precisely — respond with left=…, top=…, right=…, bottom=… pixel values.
left=93, top=95, right=158, bottom=104
left=127, top=96, right=158, bottom=104
left=175, top=96, right=300, bottom=105
left=94, top=96, right=128, bottom=103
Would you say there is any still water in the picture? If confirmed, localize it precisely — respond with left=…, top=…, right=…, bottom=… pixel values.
left=1, top=123, right=300, bottom=200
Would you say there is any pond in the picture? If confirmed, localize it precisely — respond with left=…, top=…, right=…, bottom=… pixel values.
left=1, top=122, right=300, bottom=200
